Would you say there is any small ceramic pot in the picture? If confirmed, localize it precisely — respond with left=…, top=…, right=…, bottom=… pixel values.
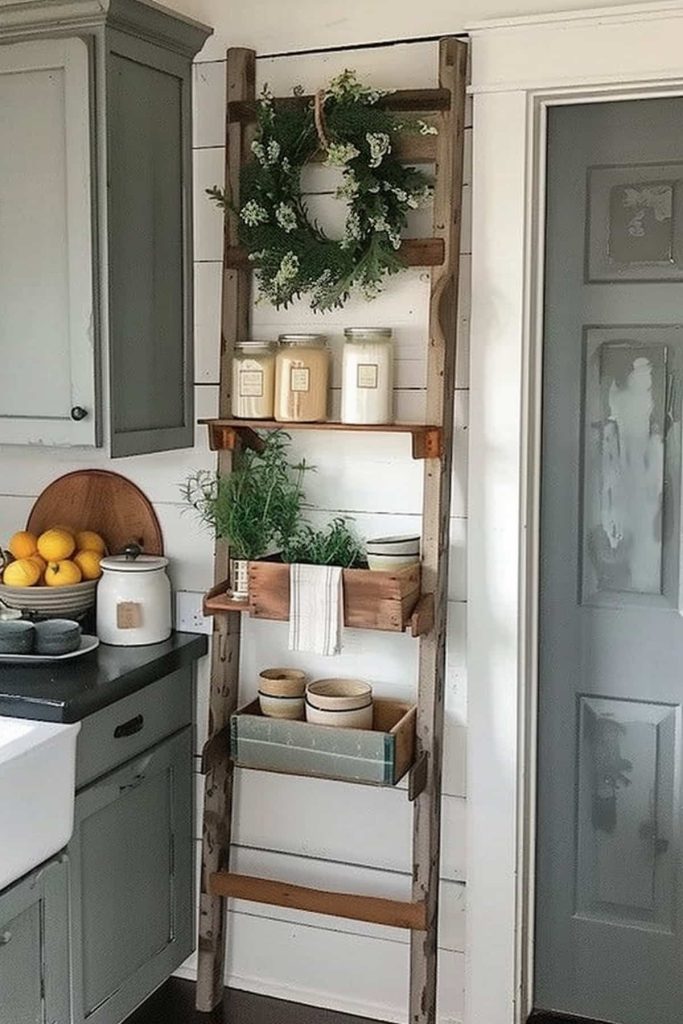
left=305, top=678, right=374, bottom=730
left=258, top=668, right=307, bottom=720
left=0, top=620, right=35, bottom=654
left=230, top=558, right=249, bottom=599
left=34, top=619, right=82, bottom=656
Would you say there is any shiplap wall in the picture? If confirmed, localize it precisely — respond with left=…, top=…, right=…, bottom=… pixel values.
left=178, top=40, right=471, bottom=1024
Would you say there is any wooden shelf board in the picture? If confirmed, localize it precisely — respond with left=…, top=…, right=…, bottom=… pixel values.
left=308, top=132, right=437, bottom=164
left=227, top=87, right=451, bottom=123
left=200, top=419, right=442, bottom=460
left=225, top=237, right=444, bottom=270
left=210, top=871, right=428, bottom=930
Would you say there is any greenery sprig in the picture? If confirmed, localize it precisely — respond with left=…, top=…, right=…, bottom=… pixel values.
left=180, top=432, right=311, bottom=561
left=208, top=70, right=435, bottom=312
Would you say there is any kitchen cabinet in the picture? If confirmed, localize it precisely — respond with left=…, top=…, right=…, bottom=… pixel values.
left=0, top=1, right=211, bottom=455
left=0, top=856, right=71, bottom=1024
left=68, top=670, right=195, bottom=1024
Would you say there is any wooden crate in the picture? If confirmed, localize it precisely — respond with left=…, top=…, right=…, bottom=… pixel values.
left=231, top=698, right=416, bottom=786
left=248, top=560, right=421, bottom=632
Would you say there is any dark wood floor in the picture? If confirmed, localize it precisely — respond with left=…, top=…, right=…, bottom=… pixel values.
left=126, top=978, right=380, bottom=1024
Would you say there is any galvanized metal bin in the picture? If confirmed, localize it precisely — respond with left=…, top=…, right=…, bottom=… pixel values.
left=231, top=698, right=416, bottom=786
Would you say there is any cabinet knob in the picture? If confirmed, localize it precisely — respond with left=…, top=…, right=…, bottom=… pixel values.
left=70, top=406, right=88, bottom=421
left=0, top=931, right=12, bottom=947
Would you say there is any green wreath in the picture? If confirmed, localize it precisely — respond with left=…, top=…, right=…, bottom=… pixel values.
left=208, top=70, right=436, bottom=312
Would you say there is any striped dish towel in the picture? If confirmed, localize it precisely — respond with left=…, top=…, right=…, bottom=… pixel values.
left=288, top=563, right=343, bottom=656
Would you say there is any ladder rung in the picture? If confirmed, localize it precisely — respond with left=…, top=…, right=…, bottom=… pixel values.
left=210, top=871, right=427, bottom=931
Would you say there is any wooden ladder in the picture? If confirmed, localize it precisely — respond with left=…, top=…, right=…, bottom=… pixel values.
left=196, top=37, right=467, bottom=1023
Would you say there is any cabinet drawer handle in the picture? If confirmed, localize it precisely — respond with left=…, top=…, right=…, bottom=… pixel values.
left=114, top=714, right=144, bottom=739
left=0, top=931, right=11, bottom=947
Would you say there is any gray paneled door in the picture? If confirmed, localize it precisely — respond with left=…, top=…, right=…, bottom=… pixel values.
left=536, top=98, right=683, bottom=1023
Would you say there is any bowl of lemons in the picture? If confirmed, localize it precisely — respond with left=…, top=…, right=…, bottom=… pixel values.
left=0, top=527, right=105, bottom=620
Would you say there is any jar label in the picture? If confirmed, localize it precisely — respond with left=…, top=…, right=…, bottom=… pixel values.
left=240, top=369, right=264, bottom=397
left=117, top=602, right=142, bottom=629
left=357, top=363, right=379, bottom=389
left=290, top=367, right=310, bottom=392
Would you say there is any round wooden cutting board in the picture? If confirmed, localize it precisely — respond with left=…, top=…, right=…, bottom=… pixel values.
left=27, top=470, right=164, bottom=556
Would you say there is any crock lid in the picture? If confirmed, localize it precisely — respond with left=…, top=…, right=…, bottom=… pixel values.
left=100, top=554, right=168, bottom=573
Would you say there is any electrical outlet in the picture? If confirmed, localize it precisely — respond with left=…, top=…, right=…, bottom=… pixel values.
left=175, top=590, right=212, bottom=635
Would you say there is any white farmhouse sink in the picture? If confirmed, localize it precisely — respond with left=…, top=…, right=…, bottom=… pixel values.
left=0, top=716, right=80, bottom=892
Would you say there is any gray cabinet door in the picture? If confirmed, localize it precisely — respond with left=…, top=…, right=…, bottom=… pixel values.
left=0, top=37, right=96, bottom=447
left=106, top=30, right=194, bottom=458
left=69, top=727, right=193, bottom=1024
left=0, top=857, right=71, bottom=1024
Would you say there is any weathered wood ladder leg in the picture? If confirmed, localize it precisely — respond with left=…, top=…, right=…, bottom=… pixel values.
left=196, top=47, right=255, bottom=1015
left=409, top=37, right=467, bottom=1024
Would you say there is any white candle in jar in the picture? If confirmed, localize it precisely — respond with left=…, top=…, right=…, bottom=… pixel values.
left=232, top=341, right=277, bottom=419
left=340, top=328, right=394, bottom=424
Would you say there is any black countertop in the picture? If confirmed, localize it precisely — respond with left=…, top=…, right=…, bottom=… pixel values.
left=0, top=631, right=208, bottom=723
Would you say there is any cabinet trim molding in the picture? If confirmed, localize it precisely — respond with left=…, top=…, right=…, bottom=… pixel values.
left=0, top=0, right=211, bottom=57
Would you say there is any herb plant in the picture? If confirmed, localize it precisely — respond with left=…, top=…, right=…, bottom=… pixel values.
left=281, top=516, right=363, bottom=568
left=181, top=431, right=311, bottom=560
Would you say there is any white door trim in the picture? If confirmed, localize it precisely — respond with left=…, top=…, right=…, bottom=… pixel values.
left=466, top=6, right=683, bottom=1023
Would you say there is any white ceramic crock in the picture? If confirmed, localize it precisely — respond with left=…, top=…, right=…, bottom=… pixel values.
left=97, top=553, right=171, bottom=646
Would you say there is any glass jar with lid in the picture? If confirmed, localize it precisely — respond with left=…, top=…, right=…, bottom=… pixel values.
left=340, top=327, right=394, bottom=424
left=274, top=334, right=330, bottom=423
left=232, top=341, right=277, bottom=419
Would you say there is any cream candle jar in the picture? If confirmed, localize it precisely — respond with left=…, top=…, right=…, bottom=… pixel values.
left=274, top=335, right=329, bottom=422
left=340, top=327, right=394, bottom=424
left=232, top=341, right=277, bottom=419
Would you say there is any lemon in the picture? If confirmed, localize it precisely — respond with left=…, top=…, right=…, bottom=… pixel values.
left=3, top=558, right=41, bottom=587
left=29, top=554, right=47, bottom=576
left=75, top=530, right=106, bottom=556
left=8, top=531, right=38, bottom=560
left=45, top=560, right=82, bottom=587
left=74, top=550, right=102, bottom=581
left=38, top=528, right=76, bottom=562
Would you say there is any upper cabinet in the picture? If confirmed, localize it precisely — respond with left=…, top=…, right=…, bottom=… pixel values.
left=0, top=0, right=212, bottom=456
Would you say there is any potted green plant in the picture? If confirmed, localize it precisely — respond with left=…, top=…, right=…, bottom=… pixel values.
left=281, top=516, right=363, bottom=568
left=182, top=432, right=310, bottom=596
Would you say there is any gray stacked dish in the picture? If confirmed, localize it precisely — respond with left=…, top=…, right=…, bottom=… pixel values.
left=0, top=620, right=35, bottom=654
left=0, top=618, right=82, bottom=656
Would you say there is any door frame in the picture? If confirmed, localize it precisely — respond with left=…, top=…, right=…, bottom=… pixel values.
left=466, top=5, right=683, bottom=1023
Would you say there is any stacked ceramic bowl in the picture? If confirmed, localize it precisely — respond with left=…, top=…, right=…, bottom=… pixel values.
left=366, top=534, right=420, bottom=571
left=258, top=668, right=307, bottom=720
left=0, top=618, right=82, bottom=656
left=305, top=679, right=374, bottom=729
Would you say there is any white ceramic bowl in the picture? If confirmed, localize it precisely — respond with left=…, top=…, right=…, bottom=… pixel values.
left=305, top=702, right=373, bottom=730
left=366, top=535, right=420, bottom=556
left=366, top=552, right=420, bottom=572
left=258, top=692, right=305, bottom=720
left=0, top=580, right=98, bottom=620
left=306, top=678, right=373, bottom=711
